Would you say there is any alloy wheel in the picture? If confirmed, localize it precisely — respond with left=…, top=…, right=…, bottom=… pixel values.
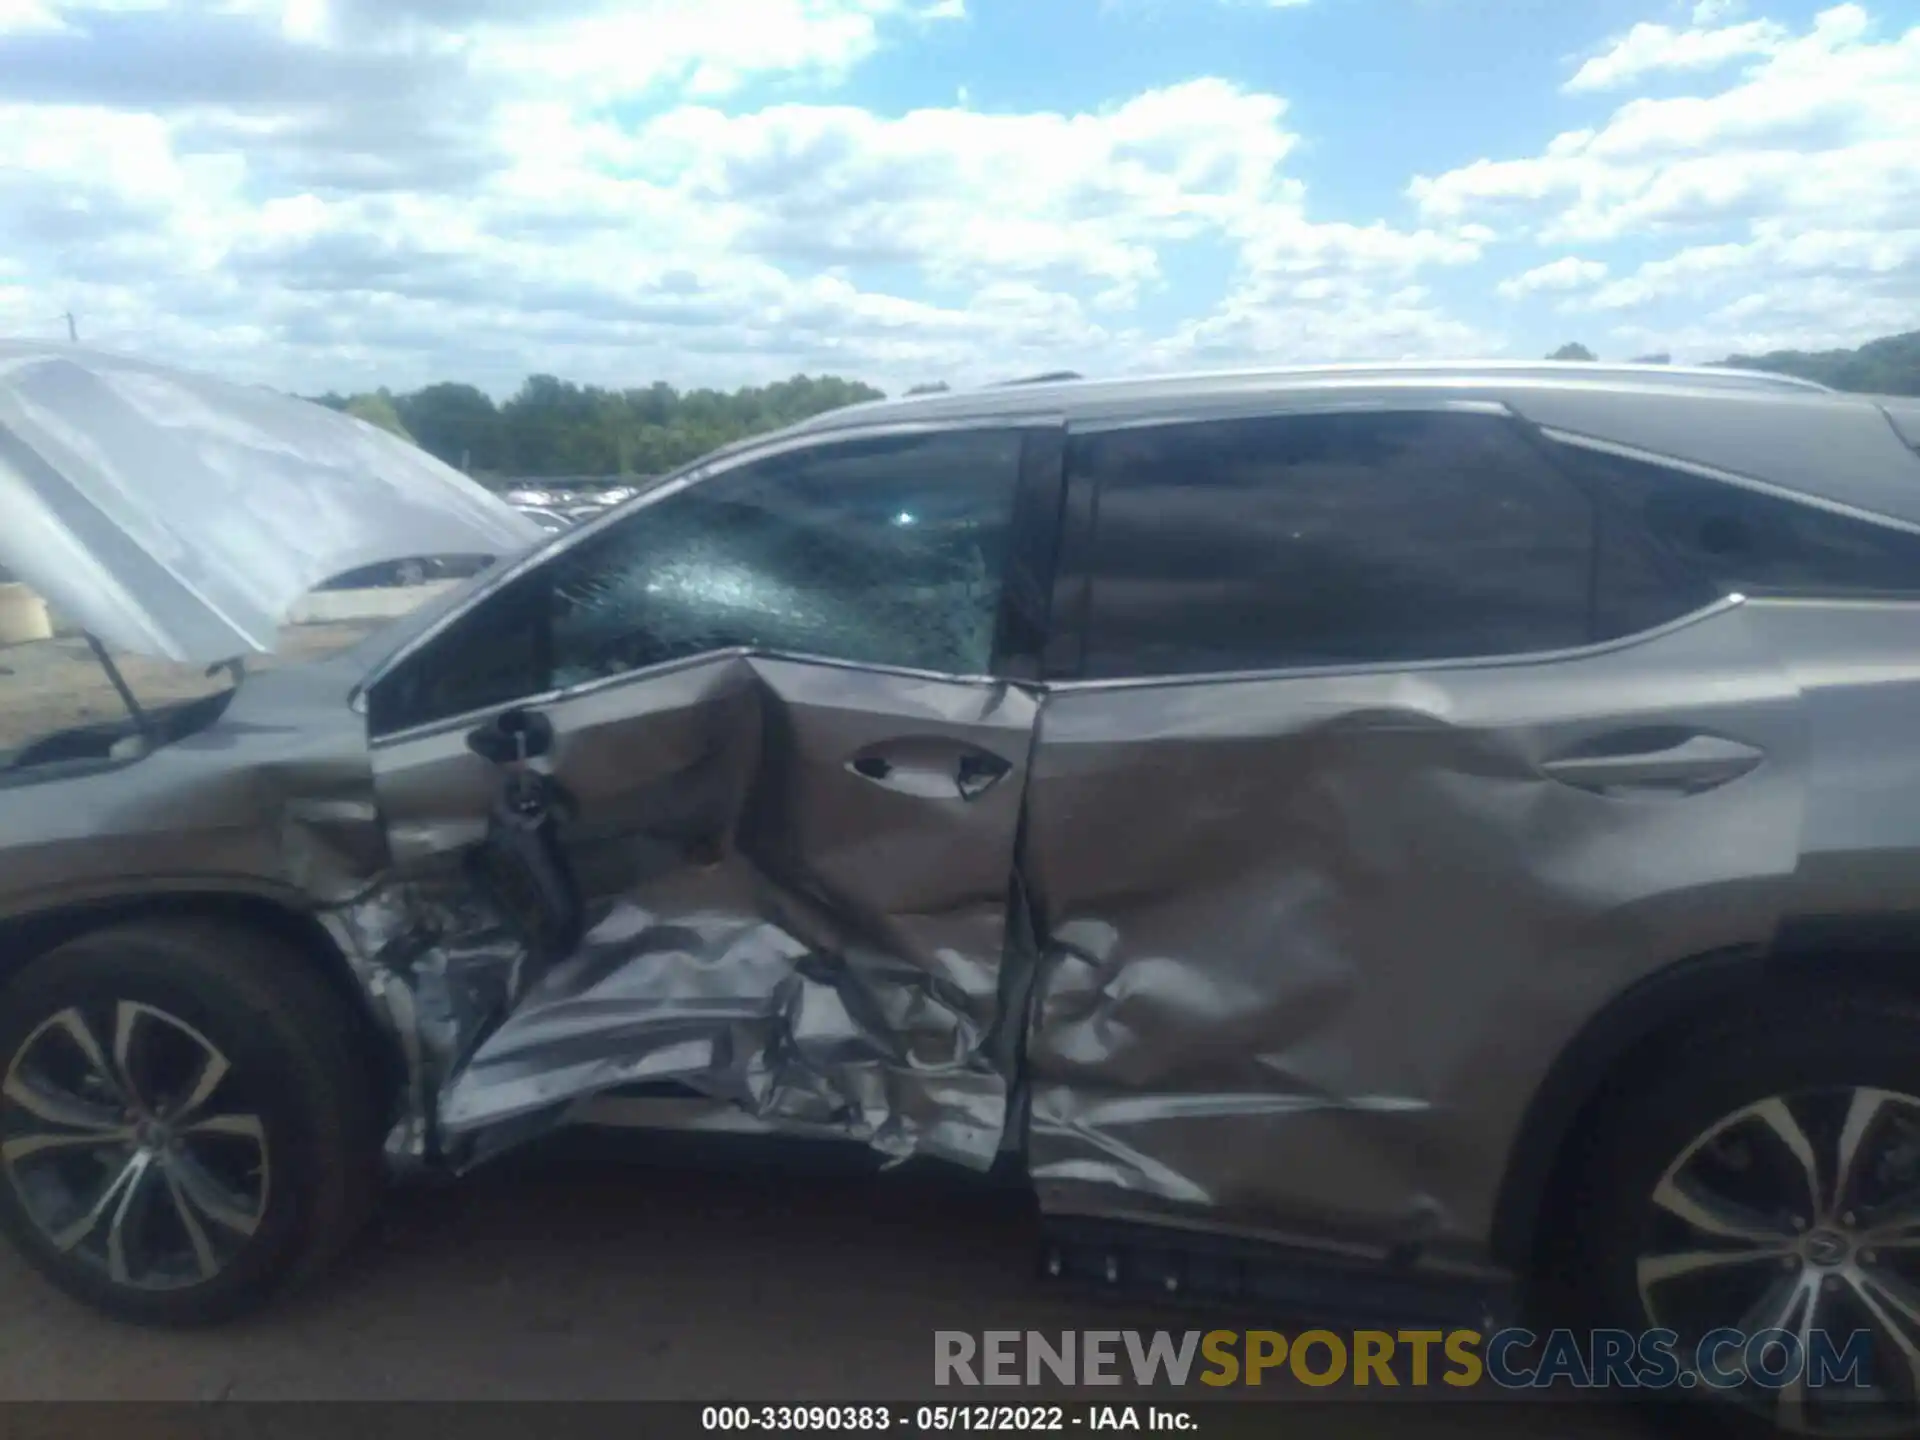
left=1637, top=1086, right=1920, bottom=1434
left=0, top=1001, right=270, bottom=1291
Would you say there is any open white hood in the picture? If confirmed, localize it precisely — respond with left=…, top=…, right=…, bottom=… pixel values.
left=0, top=342, right=540, bottom=662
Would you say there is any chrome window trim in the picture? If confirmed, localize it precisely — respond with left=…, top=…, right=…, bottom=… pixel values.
left=359, top=415, right=1056, bottom=737
left=368, top=646, right=1014, bottom=750
left=1067, top=396, right=1513, bottom=436
left=1047, top=595, right=1750, bottom=695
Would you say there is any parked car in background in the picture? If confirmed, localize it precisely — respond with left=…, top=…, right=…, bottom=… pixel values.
left=315, top=554, right=496, bottom=590
left=8, top=346, right=1920, bottom=1435
left=506, top=492, right=628, bottom=534
left=510, top=505, right=574, bottom=536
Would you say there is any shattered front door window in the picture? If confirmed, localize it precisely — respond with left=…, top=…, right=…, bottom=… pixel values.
left=365, top=425, right=1050, bottom=1170
left=547, top=429, right=1020, bottom=688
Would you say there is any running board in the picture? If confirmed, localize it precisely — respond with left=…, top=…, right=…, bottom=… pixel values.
left=1038, top=1216, right=1515, bottom=1332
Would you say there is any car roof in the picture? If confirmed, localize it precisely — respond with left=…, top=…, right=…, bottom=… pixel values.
left=779, top=361, right=1920, bottom=529
left=785, top=360, right=1834, bottom=436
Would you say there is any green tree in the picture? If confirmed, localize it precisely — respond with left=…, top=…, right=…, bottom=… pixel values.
left=424, top=371, right=889, bottom=482
left=314, top=371, right=885, bottom=483
left=395, top=383, right=506, bottom=473
left=1715, top=330, right=1920, bottom=396
left=344, top=392, right=414, bottom=441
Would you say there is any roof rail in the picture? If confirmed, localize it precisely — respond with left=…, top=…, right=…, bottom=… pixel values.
left=1245, top=359, right=1831, bottom=395
left=1685, top=365, right=1834, bottom=394
left=1465, top=361, right=1832, bottom=395
left=995, top=371, right=1083, bottom=386
left=1575, top=362, right=1832, bottom=395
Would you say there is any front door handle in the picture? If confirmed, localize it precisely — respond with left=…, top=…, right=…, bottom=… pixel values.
left=847, top=740, right=1013, bottom=801
left=1542, top=732, right=1765, bottom=796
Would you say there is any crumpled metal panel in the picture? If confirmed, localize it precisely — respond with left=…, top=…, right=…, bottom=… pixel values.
left=0, top=342, right=537, bottom=662
left=0, top=652, right=440, bottom=1152
left=0, top=653, right=384, bottom=913
left=1021, top=602, right=1809, bottom=1265
left=367, top=652, right=1041, bottom=1172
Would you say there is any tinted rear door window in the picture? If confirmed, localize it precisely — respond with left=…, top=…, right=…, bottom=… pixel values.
left=1077, top=410, right=1597, bottom=678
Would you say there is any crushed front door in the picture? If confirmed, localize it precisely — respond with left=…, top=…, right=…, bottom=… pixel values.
left=361, top=425, right=1055, bottom=1168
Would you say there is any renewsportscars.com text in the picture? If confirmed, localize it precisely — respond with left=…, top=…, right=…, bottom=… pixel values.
left=934, top=1328, right=1875, bottom=1392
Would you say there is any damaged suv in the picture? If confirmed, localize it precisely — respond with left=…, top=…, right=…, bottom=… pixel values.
left=8, top=344, right=1920, bottom=1427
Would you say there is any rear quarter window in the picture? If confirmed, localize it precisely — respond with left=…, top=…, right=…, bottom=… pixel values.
left=1564, top=445, right=1920, bottom=603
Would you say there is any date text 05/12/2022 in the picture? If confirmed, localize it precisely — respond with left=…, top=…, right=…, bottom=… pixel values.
left=702, top=1406, right=1194, bottom=1432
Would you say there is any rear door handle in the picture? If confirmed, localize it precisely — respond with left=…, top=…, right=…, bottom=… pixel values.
left=1542, top=733, right=1766, bottom=796
left=847, top=740, right=1013, bottom=801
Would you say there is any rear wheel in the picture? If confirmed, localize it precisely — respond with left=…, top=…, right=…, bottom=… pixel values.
left=1555, top=995, right=1920, bottom=1436
left=0, top=920, right=384, bottom=1324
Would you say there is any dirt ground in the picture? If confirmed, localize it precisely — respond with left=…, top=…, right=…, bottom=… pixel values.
left=0, top=1130, right=1663, bottom=1436
left=0, top=605, right=1654, bottom=1432
left=0, top=621, right=383, bottom=750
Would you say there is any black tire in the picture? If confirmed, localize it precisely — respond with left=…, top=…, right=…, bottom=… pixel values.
left=0, top=919, right=384, bottom=1325
left=1547, top=992, right=1920, bottom=1435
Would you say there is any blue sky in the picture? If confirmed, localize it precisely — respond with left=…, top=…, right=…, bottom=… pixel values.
left=0, top=0, right=1914, bottom=395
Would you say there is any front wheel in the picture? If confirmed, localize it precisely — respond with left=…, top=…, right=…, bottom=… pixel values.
left=0, top=920, right=384, bottom=1324
left=1557, top=995, right=1920, bottom=1436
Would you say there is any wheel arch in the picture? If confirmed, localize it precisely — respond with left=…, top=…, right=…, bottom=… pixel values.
left=0, top=887, right=405, bottom=1107
left=1492, top=917, right=1920, bottom=1272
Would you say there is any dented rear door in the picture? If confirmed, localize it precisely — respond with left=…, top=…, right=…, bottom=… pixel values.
left=1021, top=405, right=1808, bottom=1264
left=363, top=422, right=1066, bottom=1165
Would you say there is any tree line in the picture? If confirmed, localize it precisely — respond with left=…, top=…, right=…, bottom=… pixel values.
left=1547, top=330, right=1920, bottom=393
left=315, top=329, right=1920, bottom=484
left=314, top=373, right=885, bottom=486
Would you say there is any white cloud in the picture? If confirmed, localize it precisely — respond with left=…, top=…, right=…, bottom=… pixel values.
left=0, top=0, right=1486, bottom=391
left=0, top=0, right=69, bottom=33
left=470, top=0, right=930, bottom=104
left=625, top=80, right=1315, bottom=294
left=1147, top=271, right=1490, bottom=370
left=1495, top=256, right=1609, bottom=299
left=1572, top=225, right=1920, bottom=351
left=11, top=0, right=1906, bottom=394
left=1562, top=17, right=1788, bottom=93
left=1415, top=3, right=1919, bottom=358
left=1415, top=6, right=1920, bottom=246
left=1109, top=0, right=1311, bottom=13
